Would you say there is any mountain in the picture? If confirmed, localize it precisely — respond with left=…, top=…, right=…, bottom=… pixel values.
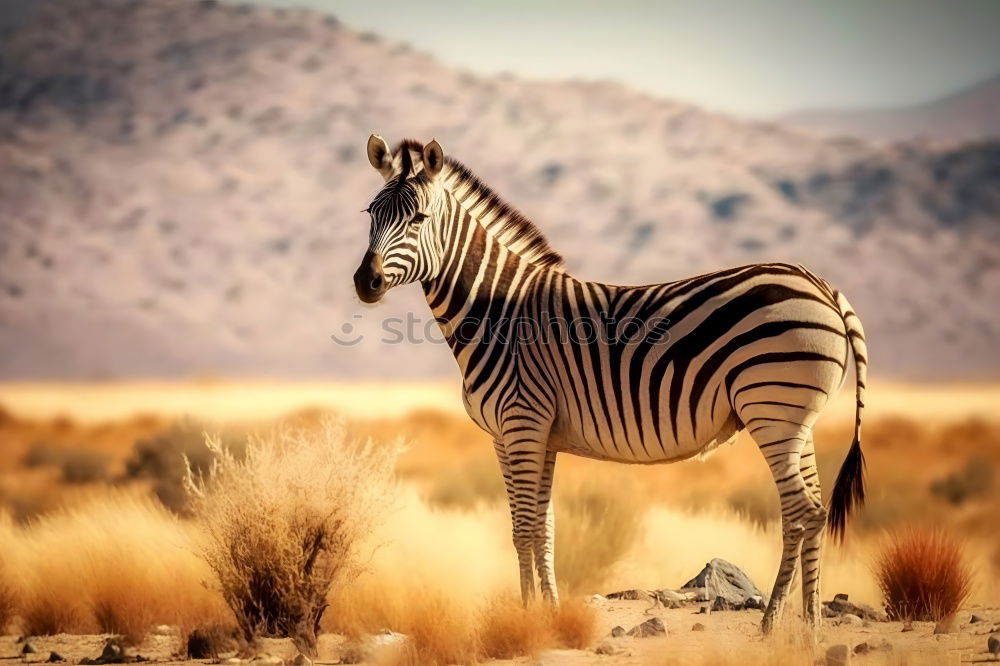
left=1, top=0, right=999, bottom=381
left=781, top=73, right=1000, bottom=143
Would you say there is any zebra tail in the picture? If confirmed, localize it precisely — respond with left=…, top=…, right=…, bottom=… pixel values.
left=827, top=289, right=868, bottom=543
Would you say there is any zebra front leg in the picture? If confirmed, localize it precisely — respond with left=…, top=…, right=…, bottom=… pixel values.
left=533, top=449, right=559, bottom=605
left=494, top=439, right=536, bottom=603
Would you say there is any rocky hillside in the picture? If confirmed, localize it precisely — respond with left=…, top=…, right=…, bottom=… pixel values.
left=782, top=73, right=1000, bottom=143
left=1, top=0, right=999, bottom=380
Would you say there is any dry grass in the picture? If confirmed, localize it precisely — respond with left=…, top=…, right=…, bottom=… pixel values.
left=0, top=491, right=229, bottom=639
left=185, top=419, right=399, bottom=654
left=874, top=528, right=973, bottom=621
left=548, top=597, right=598, bottom=649
left=555, top=476, right=645, bottom=593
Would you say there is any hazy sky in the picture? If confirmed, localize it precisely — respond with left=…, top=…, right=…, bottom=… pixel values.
left=247, top=0, right=1000, bottom=117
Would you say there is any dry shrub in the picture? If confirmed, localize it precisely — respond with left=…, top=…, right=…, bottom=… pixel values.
left=875, top=528, right=973, bottom=621
left=185, top=419, right=398, bottom=655
left=476, top=597, right=553, bottom=660
left=375, top=592, right=479, bottom=666
left=549, top=597, right=597, bottom=649
left=0, top=491, right=228, bottom=638
left=555, top=477, right=644, bottom=593
left=126, top=418, right=248, bottom=514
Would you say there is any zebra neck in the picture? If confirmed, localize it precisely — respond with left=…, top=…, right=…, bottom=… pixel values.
left=421, top=190, right=554, bottom=352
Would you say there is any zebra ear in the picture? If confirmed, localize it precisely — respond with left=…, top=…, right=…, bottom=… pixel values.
left=422, top=139, right=444, bottom=179
left=367, top=133, right=393, bottom=181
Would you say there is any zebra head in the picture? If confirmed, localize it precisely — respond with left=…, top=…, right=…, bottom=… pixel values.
left=354, top=134, right=446, bottom=304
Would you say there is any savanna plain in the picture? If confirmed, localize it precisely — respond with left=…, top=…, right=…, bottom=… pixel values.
left=0, top=380, right=998, bottom=665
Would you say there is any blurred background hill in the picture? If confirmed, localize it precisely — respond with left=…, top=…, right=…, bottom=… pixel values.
left=1, top=0, right=998, bottom=380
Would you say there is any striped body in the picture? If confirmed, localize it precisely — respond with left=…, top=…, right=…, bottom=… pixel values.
left=355, top=136, right=869, bottom=634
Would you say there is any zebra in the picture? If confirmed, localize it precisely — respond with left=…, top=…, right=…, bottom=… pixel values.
left=352, top=134, right=868, bottom=633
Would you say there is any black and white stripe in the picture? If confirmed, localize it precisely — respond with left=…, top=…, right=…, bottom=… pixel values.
left=355, top=135, right=869, bottom=632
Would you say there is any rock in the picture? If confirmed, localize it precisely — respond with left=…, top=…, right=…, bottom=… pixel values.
left=609, top=626, right=626, bottom=638
left=22, top=642, right=37, bottom=655
left=654, top=588, right=687, bottom=608
left=835, top=613, right=863, bottom=627
left=594, top=640, right=628, bottom=656
left=248, top=656, right=282, bottom=666
left=970, top=614, right=986, bottom=623
left=681, top=558, right=766, bottom=611
left=100, top=638, right=126, bottom=664
left=934, top=615, right=957, bottom=634
left=853, top=642, right=871, bottom=655
left=825, top=644, right=850, bottom=666
left=605, top=589, right=655, bottom=601
left=901, top=621, right=914, bottom=633
left=691, top=623, right=706, bottom=631
left=822, top=594, right=888, bottom=622
left=187, top=626, right=240, bottom=660
left=291, top=654, right=311, bottom=666
left=698, top=604, right=711, bottom=615
left=988, top=634, right=1000, bottom=658
left=47, top=652, right=65, bottom=663
left=338, top=631, right=407, bottom=664
left=627, top=617, right=666, bottom=638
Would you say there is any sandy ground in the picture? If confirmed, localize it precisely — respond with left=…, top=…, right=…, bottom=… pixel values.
left=3, top=601, right=998, bottom=666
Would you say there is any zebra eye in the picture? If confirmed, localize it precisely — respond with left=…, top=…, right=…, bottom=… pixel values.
left=411, top=212, right=428, bottom=225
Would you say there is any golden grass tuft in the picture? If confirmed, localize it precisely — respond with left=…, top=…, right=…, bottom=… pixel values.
left=549, top=597, right=598, bottom=649
left=0, top=491, right=230, bottom=638
left=185, top=419, right=399, bottom=654
left=476, top=597, right=553, bottom=660
left=874, top=527, right=973, bottom=621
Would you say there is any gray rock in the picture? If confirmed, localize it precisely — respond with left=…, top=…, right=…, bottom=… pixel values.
left=970, top=614, right=986, bottom=623
left=692, top=623, right=706, bottom=631
left=681, top=558, right=766, bottom=610
left=988, top=634, right=1000, bottom=657
left=934, top=616, right=957, bottom=634
left=605, top=589, right=655, bottom=601
left=22, top=642, right=37, bottom=655
left=46, top=652, right=65, bottom=663
left=822, top=594, right=888, bottom=622
left=100, top=639, right=125, bottom=664
left=594, top=640, right=628, bottom=656
left=835, top=613, right=863, bottom=627
left=627, top=617, right=666, bottom=638
left=825, top=644, right=850, bottom=666
left=654, top=588, right=686, bottom=608
left=609, top=626, right=626, bottom=638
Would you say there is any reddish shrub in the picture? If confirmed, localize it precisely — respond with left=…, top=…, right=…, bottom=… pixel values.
left=874, top=528, right=972, bottom=621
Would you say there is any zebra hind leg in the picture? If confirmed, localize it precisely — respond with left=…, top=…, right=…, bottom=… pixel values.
left=799, top=434, right=827, bottom=631
left=746, top=418, right=825, bottom=634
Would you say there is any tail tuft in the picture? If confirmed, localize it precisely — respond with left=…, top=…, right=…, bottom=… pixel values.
left=828, top=436, right=865, bottom=542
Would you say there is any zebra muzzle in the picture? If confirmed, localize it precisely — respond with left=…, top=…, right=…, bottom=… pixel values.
left=354, top=250, right=387, bottom=303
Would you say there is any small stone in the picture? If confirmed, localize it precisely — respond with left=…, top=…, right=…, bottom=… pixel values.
left=825, top=644, right=850, bottom=666
left=988, top=634, right=1000, bottom=657
left=853, top=642, right=871, bottom=655
left=970, top=614, right=986, bottom=623
left=47, top=652, right=65, bottom=663
left=698, top=604, right=711, bottom=615
left=22, top=642, right=37, bottom=655
left=594, top=640, right=627, bottom=656
left=833, top=593, right=849, bottom=603
left=627, top=617, right=666, bottom=638
left=933, top=615, right=957, bottom=634
left=291, top=654, right=311, bottom=666
left=605, top=589, right=654, bottom=601
left=836, top=613, right=863, bottom=627
left=691, top=623, right=706, bottom=631
left=100, top=638, right=126, bottom=664
left=609, top=626, right=625, bottom=638
left=901, top=621, right=914, bottom=632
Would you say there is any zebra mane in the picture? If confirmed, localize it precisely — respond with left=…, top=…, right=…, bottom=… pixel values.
left=389, top=140, right=564, bottom=270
